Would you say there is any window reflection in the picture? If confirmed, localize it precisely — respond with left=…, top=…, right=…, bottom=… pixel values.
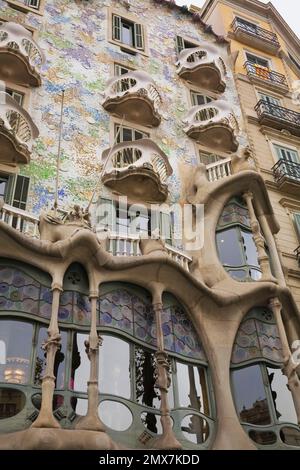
left=99, top=400, right=133, bottom=431
left=135, top=346, right=160, bottom=410
left=216, top=229, right=243, bottom=266
left=267, top=367, right=297, bottom=424
left=71, top=333, right=89, bottom=392
left=0, top=320, right=33, bottom=384
left=181, top=414, right=209, bottom=444
left=35, top=327, right=67, bottom=390
left=177, top=362, right=210, bottom=416
left=0, top=388, right=26, bottom=419
left=242, top=230, right=259, bottom=267
left=99, top=335, right=130, bottom=398
left=232, top=365, right=271, bottom=425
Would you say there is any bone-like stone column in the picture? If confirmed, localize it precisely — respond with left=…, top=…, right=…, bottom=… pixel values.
left=151, top=286, right=181, bottom=449
left=243, top=191, right=275, bottom=282
left=257, top=213, right=286, bottom=287
left=269, top=297, right=300, bottom=424
left=76, top=292, right=105, bottom=431
left=31, top=284, right=62, bottom=428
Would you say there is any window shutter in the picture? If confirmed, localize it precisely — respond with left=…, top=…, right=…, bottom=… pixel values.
left=113, top=15, right=121, bottom=42
left=176, top=36, right=185, bottom=54
left=12, top=175, right=30, bottom=210
left=134, top=23, right=144, bottom=50
left=294, top=213, right=300, bottom=241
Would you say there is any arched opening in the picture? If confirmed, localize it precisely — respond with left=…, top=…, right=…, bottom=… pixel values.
left=230, top=306, right=300, bottom=448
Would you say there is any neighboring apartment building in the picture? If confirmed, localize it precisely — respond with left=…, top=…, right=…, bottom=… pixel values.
left=0, top=0, right=299, bottom=451
left=201, top=0, right=300, bottom=310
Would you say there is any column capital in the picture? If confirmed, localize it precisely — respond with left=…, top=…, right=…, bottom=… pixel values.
left=243, top=190, right=254, bottom=201
left=152, top=302, right=163, bottom=312
left=51, top=283, right=63, bottom=292
left=269, top=297, right=282, bottom=311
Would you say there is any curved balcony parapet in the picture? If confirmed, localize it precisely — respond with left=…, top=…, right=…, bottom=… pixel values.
left=101, top=138, right=172, bottom=202
left=102, top=70, right=162, bottom=127
left=176, top=44, right=226, bottom=93
left=0, top=92, right=39, bottom=164
left=0, top=22, right=44, bottom=87
left=183, top=100, right=239, bottom=152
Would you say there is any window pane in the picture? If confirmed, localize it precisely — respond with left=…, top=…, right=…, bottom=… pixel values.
left=122, top=22, right=134, bottom=46
left=177, top=362, right=210, bottom=416
left=135, top=346, right=160, bottom=409
left=99, top=400, right=132, bottom=431
left=0, top=320, right=33, bottom=384
left=0, top=176, right=8, bottom=199
left=216, top=229, right=244, bottom=266
left=181, top=414, right=209, bottom=444
left=99, top=335, right=130, bottom=399
left=241, top=230, right=259, bottom=267
left=232, top=365, right=271, bottom=425
left=71, top=333, right=89, bottom=392
left=0, top=388, right=26, bottom=419
left=267, top=367, right=297, bottom=424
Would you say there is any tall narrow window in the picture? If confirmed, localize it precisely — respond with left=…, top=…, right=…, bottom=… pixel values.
left=176, top=36, right=197, bottom=55
left=191, top=92, right=213, bottom=107
left=216, top=197, right=261, bottom=281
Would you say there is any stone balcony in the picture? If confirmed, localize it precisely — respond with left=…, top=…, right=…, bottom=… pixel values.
left=255, top=100, right=300, bottom=137
left=176, top=44, right=226, bottom=93
left=0, top=22, right=44, bottom=87
left=183, top=100, right=239, bottom=152
left=101, top=138, right=172, bottom=203
left=0, top=92, right=39, bottom=164
left=102, top=71, right=162, bottom=127
left=231, top=17, right=280, bottom=55
left=0, top=202, right=192, bottom=271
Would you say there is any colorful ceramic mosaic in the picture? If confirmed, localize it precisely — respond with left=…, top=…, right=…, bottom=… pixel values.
left=231, top=308, right=283, bottom=364
left=0, top=266, right=52, bottom=318
left=0, top=0, right=247, bottom=218
left=98, top=288, right=206, bottom=360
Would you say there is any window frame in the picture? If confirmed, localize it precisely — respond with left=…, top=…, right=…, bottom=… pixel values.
left=6, top=0, right=45, bottom=16
left=108, top=7, right=148, bottom=56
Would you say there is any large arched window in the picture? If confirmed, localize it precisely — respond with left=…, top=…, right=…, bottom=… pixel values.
left=216, top=196, right=261, bottom=281
left=231, top=307, right=300, bottom=448
left=69, top=285, right=214, bottom=449
left=0, top=261, right=215, bottom=448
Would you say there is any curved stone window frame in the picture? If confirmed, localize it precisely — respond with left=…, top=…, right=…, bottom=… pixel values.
left=0, top=261, right=215, bottom=448
left=230, top=307, right=300, bottom=449
left=216, top=197, right=261, bottom=282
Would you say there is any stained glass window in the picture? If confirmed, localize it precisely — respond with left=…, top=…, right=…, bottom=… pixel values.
left=0, top=265, right=52, bottom=319
left=98, top=287, right=206, bottom=361
left=231, top=307, right=283, bottom=364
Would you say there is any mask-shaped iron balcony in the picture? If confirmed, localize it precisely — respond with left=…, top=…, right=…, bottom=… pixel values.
left=0, top=22, right=44, bottom=87
left=102, top=71, right=162, bottom=127
left=101, top=138, right=172, bottom=203
left=176, top=44, right=226, bottom=93
left=183, top=99, right=239, bottom=152
left=0, top=92, right=39, bottom=164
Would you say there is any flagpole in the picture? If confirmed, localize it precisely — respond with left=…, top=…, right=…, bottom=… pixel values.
left=54, top=89, right=65, bottom=216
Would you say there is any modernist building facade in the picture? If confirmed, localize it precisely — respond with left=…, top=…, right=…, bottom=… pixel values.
left=0, top=0, right=299, bottom=451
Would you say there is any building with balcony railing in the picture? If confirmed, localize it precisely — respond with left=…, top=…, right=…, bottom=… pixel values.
left=231, top=16, right=280, bottom=54
left=244, top=61, right=289, bottom=95
left=255, top=100, right=300, bottom=137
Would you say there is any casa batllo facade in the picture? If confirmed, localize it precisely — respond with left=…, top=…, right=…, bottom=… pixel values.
left=0, top=0, right=299, bottom=451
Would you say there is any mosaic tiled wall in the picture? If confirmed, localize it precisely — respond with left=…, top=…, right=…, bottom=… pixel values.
left=1, top=0, right=248, bottom=215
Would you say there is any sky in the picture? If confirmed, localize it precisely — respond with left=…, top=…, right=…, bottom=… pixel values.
left=176, top=0, right=300, bottom=39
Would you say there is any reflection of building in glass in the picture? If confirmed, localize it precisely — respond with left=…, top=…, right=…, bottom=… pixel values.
left=0, top=0, right=300, bottom=452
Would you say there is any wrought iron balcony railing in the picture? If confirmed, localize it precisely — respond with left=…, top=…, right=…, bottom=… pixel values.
left=183, top=100, right=239, bottom=152
left=176, top=44, right=226, bottom=93
left=0, top=92, right=39, bottom=164
left=231, top=17, right=280, bottom=51
left=102, top=70, right=162, bottom=127
left=255, top=100, right=300, bottom=135
left=101, top=138, right=172, bottom=202
left=295, top=245, right=300, bottom=267
left=244, top=62, right=288, bottom=91
left=0, top=22, right=44, bottom=87
left=272, top=159, right=300, bottom=185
